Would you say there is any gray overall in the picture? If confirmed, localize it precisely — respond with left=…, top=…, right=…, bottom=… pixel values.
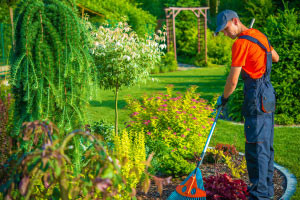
left=239, top=35, right=276, bottom=200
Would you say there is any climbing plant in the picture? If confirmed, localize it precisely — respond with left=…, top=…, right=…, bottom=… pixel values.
left=10, top=0, right=96, bottom=134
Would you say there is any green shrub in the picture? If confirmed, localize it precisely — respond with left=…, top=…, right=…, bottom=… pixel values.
left=159, top=50, right=178, bottom=73
left=125, top=85, right=214, bottom=176
left=77, top=0, right=157, bottom=37
left=207, top=29, right=234, bottom=66
left=263, top=6, right=300, bottom=124
left=91, top=119, right=114, bottom=144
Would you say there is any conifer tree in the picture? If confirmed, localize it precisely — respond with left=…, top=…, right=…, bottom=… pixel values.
left=11, top=0, right=96, bottom=133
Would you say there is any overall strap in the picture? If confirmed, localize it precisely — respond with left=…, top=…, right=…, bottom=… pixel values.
left=239, top=35, right=272, bottom=80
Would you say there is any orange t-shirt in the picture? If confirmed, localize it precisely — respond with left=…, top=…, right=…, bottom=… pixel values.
left=231, top=29, right=273, bottom=79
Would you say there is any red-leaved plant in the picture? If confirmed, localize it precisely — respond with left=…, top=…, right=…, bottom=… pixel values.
left=203, top=173, right=249, bottom=200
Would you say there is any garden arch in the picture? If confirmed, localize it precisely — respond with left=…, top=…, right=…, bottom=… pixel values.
left=164, top=7, right=209, bottom=63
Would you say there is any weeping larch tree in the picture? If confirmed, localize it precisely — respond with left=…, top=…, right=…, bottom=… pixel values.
left=11, top=0, right=96, bottom=134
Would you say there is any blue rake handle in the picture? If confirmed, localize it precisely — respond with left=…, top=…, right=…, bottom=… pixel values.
left=196, top=106, right=223, bottom=169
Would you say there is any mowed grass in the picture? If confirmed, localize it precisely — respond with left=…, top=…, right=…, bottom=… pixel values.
left=87, top=66, right=300, bottom=199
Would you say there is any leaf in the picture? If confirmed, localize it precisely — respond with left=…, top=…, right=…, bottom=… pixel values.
left=144, top=152, right=155, bottom=167
left=43, top=172, right=51, bottom=189
left=19, top=175, right=30, bottom=196
left=94, top=177, right=112, bottom=192
left=152, top=176, right=163, bottom=196
left=142, top=174, right=151, bottom=194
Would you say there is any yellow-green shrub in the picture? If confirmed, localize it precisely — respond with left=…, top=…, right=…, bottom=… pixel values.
left=125, top=85, right=214, bottom=176
left=207, top=148, right=247, bottom=179
left=114, top=129, right=146, bottom=198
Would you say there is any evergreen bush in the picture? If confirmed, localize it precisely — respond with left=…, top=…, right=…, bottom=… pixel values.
left=10, top=0, right=96, bottom=133
left=264, top=6, right=300, bottom=124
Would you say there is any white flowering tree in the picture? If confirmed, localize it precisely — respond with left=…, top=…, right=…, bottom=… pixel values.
left=90, top=21, right=166, bottom=135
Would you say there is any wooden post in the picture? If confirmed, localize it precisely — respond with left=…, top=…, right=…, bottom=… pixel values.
left=172, top=9, right=177, bottom=61
left=197, top=14, right=201, bottom=54
left=165, top=10, right=170, bottom=52
left=81, top=7, right=85, bottom=19
left=204, top=9, right=207, bottom=64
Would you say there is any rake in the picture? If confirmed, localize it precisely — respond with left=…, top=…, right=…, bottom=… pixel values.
left=167, top=106, right=223, bottom=200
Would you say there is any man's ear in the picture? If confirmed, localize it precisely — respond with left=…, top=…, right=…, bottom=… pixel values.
left=232, top=18, right=239, bottom=25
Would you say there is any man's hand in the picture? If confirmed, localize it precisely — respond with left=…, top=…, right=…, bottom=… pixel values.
left=216, top=94, right=229, bottom=108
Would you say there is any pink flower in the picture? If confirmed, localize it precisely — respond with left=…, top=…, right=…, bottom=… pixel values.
left=176, top=116, right=179, bottom=118
left=173, top=132, right=177, bottom=135
left=147, top=132, right=151, bottom=135
left=192, top=99, right=196, bottom=102
left=131, top=112, right=139, bottom=116
left=171, top=149, right=175, bottom=152
left=198, top=133, right=202, bottom=137
left=183, top=146, right=187, bottom=149
left=191, top=106, right=196, bottom=109
left=163, top=99, right=168, bottom=102
left=186, top=128, right=191, bottom=131
left=202, top=125, right=206, bottom=129
left=168, top=127, right=172, bottom=130
left=193, top=117, right=197, bottom=120
left=189, top=114, right=193, bottom=116
left=161, top=104, right=167, bottom=107
left=152, top=116, right=158, bottom=119
left=176, top=111, right=181, bottom=114
left=156, top=96, right=161, bottom=99
left=181, top=134, right=186, bottom=138
left=183, top=121, right=186, bottom=124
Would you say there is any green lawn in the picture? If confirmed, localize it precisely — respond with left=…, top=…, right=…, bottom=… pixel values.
left=87, top=66, right=300, bottom=199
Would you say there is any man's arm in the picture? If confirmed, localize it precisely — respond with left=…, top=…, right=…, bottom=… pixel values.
left=223, top=66, right=242, bottom=99
left=271, top=49, right=279, bottom=62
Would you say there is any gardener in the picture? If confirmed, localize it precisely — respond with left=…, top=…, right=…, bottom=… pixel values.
left=214, top=10, right=279, bottom=200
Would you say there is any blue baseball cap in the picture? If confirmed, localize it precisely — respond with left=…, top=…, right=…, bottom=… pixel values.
left=215, top=10, right=239, bottom=36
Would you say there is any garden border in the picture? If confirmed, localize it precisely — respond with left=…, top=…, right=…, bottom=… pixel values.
left=207, top=147, right=297, bottom=199
left=238, top=151, right=297, bottom=200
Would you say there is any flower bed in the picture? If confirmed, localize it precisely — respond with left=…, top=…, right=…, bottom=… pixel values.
left=136, top=154, right=285, bottom=199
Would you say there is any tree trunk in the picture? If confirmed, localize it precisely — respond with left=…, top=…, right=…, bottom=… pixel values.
left=115, top=85, right=119, bottom=136
left=9, top=6, right=15, bottom=50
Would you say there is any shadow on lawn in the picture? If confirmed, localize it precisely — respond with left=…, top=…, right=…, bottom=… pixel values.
left=89, top=100, right=127, bottom=109
left=151, top=75, right=224, bottom=80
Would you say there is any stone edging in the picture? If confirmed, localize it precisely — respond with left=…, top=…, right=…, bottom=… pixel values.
left=273, top=162, right=297, bottom=200
left=237, top=151, right=297, bottom=200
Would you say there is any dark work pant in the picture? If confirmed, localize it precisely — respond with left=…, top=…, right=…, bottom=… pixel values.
left=244, top=113, right=274, bottom=200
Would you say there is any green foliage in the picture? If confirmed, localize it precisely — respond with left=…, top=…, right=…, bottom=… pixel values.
left=0, top=84, right=14, bottom=164
left=125, top=85, right=215, bottom=176
left=263, top=5, right=300, bottom=124
left=156, top=49, right=178, bottom=73
left=91, top=119, right=114, bottom=144
left=77, top=0, right=157, bottom=37
left=114, top=129, right=146, bottom=198
left=226, top=83, right=244, bottom=122
left=10, top=0, right=96, bottom=133
left=0, top=121, right=129, bottom=199
left=244, top=0, right=274, bottom=28
left=207, top=29, right=233, bottom=65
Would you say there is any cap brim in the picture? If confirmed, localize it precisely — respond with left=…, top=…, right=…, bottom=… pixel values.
left=214, top=23, right=226, bottom=36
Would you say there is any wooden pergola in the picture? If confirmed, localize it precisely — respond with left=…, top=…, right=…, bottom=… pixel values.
left=77, top=4, right=105, bottom=19
left=165, top=7, right=209, bottom=63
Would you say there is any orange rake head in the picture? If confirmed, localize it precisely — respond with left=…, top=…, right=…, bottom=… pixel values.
left=167, top=168, right=206, bottom=200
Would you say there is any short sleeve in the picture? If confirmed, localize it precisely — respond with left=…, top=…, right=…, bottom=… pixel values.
left=231, top=40, right=248, bottom=67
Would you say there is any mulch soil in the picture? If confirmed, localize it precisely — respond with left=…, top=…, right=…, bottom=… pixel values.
left=136, top=155, right=286, bottom=200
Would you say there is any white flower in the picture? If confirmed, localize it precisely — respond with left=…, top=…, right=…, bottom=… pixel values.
left=159, top=44, right=166, bottom=49
left=123, top=55, right=131, bottom=61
